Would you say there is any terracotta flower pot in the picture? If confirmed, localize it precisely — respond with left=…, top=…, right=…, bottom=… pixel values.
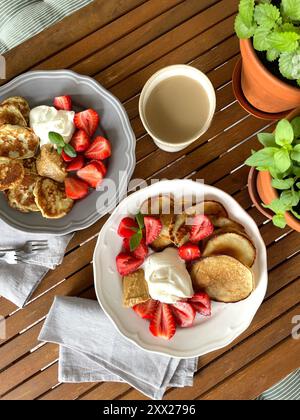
left=240, top=39, right=300, bottom=114
left=248, top=108, right=300, bottom=233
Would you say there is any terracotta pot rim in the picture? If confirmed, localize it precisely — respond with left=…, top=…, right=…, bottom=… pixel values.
left=241, top=39, right=300, bottom=95
left=248, top=168, right=274, bottom=219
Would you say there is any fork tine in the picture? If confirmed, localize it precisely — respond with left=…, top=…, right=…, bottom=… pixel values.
left=28, top=240, right=49, bottom=246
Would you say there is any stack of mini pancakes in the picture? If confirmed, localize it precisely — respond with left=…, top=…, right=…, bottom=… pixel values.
left=0, top=97, right=73, bottom=219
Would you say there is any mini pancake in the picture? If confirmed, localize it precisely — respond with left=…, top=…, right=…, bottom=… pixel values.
left=23, top=157, right=37, bottom=174
left=151, top=213, right=175, bottom=251
left=0, top=157, right=24, bottom=191
left=190, top=255, right=254, bottom=303
left=7, top=170, right=40, bottom=213
left=0, top=104, right=27, bottom=127
left=36, top=144, right=67, bottom=183
left=2, top=97, right=30, bottom=123
left=123, top=269, right=150, bottom=307
left=0, top=124, right=39, bottom=159
left=33, top=178, right=74, bottom=219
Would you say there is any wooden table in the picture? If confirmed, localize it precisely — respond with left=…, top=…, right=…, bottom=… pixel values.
left=0, top=0, right=299, bottom=401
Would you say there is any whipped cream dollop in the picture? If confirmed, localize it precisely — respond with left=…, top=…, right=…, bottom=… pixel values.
left=30, top=106, right=75, bottom=147
left=144, top=248, right=194, bottom=304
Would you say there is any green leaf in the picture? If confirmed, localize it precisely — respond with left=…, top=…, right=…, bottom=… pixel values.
left=238, top=0, right=255, bottom=28
left=245, top=147, right=278, bottom=167
left=291, top=209, right=300, bottom=220
left=258, top=132, right=276, bottom=147
left=275, top=119, right=294, bottom=146
left=63, top=144, right=77, bottom=158
left=291, top=150, right=300, bottom=162
left=48, top=132, right=65, bottom=148
left=273, top=214, right=287, bottom=228
left=235, top=15, right=256, bottom=39
left=254, top=3, right=280, bottom=29
left=57, top=146, right=63, bottom=155
left=267, top=32, right=299, bottom=53
left=266, top=48, right=280, bottom=61
left=292, top=165, right=300, bottom=177
left=253, top=27, right=271, bottom=51
left=282, top=0, right=300, bottom=21
left=280, top=190, right=300, bottom=208
left=291, top=117, right=300, bottom=138
left=279, top=49, right=300, bottom=80
left=272, top=177, right=295, bottom=190
left=135, top=212, right=145, bottom=230
left=129, top=231, right=143, bottom=252
left=263, top=198, right=286, bottom=214
left=274, top=149, right=291, bottom=172
left=294, top=144, right=300, bottom=152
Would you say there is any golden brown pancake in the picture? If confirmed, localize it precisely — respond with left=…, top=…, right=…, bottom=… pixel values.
left=36, top=145, right=67, bottom=183
left=0, top=157, right=24, bottom=191
left=2, top=96, right=30, bottom=123
left=0, top=124, right=39, bottom=159
left=7, top=170, right=40, bottom=212
left=123, top=269, right=150, bottom=307
left=33, top=178, right=73, bottom=219
left=0, top=104, right=27, bottom=127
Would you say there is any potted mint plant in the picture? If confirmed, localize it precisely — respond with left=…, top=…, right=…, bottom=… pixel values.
left=247, top=110, right=300, bottom=231
left=235, top=0, right=300, bottom=114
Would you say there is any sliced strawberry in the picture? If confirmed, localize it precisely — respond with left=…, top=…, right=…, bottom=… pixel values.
left=91, top=159, right=107, bottom=176
left=188, top=293, right=211, bottom=317
left=178, top=243, right=201, bottom=261
left=133, top=299, right=159, bottom=320
left=123, top=237, right=148, bottom=260
left=66, top=155, right=85, bottom=172
left=53, top=95, right=72, bottom=111
left=70, top=130, right=91, bottom=153
left=85, top=136, right=111, bottom=161
left=118, top=217, right=138, bottom=238
left=149, top=303, right=176, bottom=340
left=189, top=215, right=214, bottom=242
left=77, top=161, right=104, bottom=189
left=170, top=302, right=196, bottom=328
left=116, top=253, right=144, bottom=276
left=65, top=177, right=89, bottom=200
left=74, top=109, right=100, bottom=137
left=144, top=216, right=162, bottom=245
left=62, top=150, right=74, bottom=162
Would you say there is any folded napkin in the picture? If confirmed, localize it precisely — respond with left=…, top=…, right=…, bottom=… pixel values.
left=0, top=219, right=73, bottom=307
left=39, top=296, right=198, bottom=400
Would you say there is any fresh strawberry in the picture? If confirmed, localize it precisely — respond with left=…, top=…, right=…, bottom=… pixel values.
left=170, top=302, right=196, bottom=328
left=65, top=177, right=89, bottom=200
left=123, top=237, right=148, bottom=260
left=77, top=161, right=104, bottom=189
left=53, top=95, right=72, bottom=111
left=178, top=243, right=201, bottom=261
left=74, top=109, right=99, bottom=137
left=66, top=155, right=85, bottom=172
left=91, top=159, right=107, bottom=176
left=70, top=130, right=91, bottom=153
left=133, top=299, right=159, bottom=320
left=150, top=303, right=176, bottom=340
left=188, top=293, right=211, bottom=317
left=116, top=253, right=144, bottom=276
left=144, top=216, right=162, bottom=245
left=85, top=136, right=111, bottom=161
left=62, top=150, right=74, bottom=162
left=189, top=215, right=214, bottom=242
left=118, top=217, right=138, bottom=238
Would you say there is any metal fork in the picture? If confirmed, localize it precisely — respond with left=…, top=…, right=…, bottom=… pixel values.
left=0, top=240, right=49, bottom=263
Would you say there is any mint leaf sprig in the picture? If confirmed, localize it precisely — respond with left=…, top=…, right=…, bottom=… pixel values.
left=129, top=212, right=145, bottom=251
left=246, top=117, right=300, bottom=229
left=49, top=132, right=77, bottom=158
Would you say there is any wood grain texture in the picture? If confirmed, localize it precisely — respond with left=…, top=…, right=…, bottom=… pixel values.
left=0, top=0, right=298, bottom=401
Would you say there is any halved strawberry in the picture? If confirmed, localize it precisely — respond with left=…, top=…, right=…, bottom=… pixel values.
left=74, top=109, right=99, bottom=137
left=91, top=159, right=107, bottom=176
left=65, top=177, right=89, bottom=200
left=62, top=150, right=74, bottom=162
left=133, top=299, right=158, bottom=320
left=123, top=237, right=148, bottom=260
left=170, top=302, right=196, bottom=328
left=77, top=161, right=104, bottom=189
left=116, top=253, right=144, bottom=276
left=144, top=216, right=162, bottom=245
left=149, top=303, right=176, bottom=340
left=118, top=218, right=138, bottom=238
left=70, top=130, right=91, bottom=153
left=188, top=293, right=211, bottom=317
left=178, top=243, right=201, bottom=261
left=66, top=155, right=85, bottom=172
left=53, top=95, right=72, bottom=111
left=189, top=215, right=214, bottom=242
left=85, top=136, right=111, bottom=161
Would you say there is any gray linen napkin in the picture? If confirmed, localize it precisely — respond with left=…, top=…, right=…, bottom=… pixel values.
left=39, top=296, right=198, bottom=400
left=0, top=219, right=73, bottom=307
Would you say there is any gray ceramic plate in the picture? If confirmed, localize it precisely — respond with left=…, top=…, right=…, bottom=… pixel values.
left=0, top=70, right=136, bottom=235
